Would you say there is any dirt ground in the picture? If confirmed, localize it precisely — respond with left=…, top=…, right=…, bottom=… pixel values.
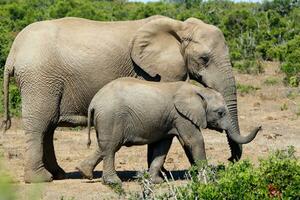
left=0, top=62, right=299, bottom=199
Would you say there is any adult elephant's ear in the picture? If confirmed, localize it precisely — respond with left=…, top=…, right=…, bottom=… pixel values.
left=174, top=85, right=207, bottom=129
left=131, top=17, right=187, bottom=81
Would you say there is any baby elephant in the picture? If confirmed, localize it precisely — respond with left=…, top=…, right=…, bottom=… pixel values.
left=77, top=77, right=261, bottom=185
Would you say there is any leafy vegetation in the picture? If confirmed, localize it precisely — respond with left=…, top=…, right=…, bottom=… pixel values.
left=0, top=0, right=299, bottom=116
left=0, top=79, right=21, bottom=116
left=0, top=153, right=43, bottom=200
left=0, top=153, right=17, bottom=200
left=129, top=146, right=300, bottom=199
left=237, top=83, right=260, bottom=95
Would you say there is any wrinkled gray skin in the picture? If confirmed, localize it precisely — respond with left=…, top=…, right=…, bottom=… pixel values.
left=3, top=16, right=244, bottom=183
left=76, top=78, right=261, bottom=185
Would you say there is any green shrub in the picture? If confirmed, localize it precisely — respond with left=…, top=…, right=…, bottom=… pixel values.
left=233, top=60, right=264, bottom=74
left=280, top=36, right=300, bottom=87
left=153, top=146, right=300, bottom=200
left=281, top=49, right=300, bottom=87
left=266, top=45, right=286, bottom=61
left=258, top=146, right=300, bottom=199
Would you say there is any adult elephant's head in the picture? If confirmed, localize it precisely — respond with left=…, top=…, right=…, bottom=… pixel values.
left=130, top=16, right=242, bottom=161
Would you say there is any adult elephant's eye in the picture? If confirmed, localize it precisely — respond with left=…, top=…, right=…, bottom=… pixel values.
left=199, top=56, right=209, bottom=66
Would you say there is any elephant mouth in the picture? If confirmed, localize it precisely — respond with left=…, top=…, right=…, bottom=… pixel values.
left=207, top=123, right=224, bottom=133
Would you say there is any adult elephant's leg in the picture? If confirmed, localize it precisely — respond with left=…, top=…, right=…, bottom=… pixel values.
left=22, top=82, right=62, bottom=183
left=148, top=138, right=173, bottom=184
left=147, top=144, right=154, bottom=169
left=43, top=129, right=66, bottom=180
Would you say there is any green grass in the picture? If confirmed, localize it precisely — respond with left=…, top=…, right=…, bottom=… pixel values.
left=0, top=153, right=44, bottom=200
left=264, top=77, right=280, bottom=86
left=237, top=83, right=260, bottom=95
left=0, top=153, right=17, bottom=200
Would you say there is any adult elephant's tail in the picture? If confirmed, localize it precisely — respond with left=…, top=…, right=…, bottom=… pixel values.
left=86, top=107, right=94, bottom=148
left=1, top=65, right=14, bottom=133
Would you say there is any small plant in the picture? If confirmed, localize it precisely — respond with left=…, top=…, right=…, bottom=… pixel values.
left=107, top=183, right=126, bottom=196
left=280, top=103, right=288, bottom=111
left=264, top=77, right=279, bottom=85
left=135, top=170, right=155, bottom=199
left=288, top=75, right=300, bottom=87
left=70, top=126, right=84, bottom=131
left=296, top=105, right=300, bottom=117
left=286, top=90, right=299, bottom=99
left=237, top=83, right=260, bottom=95
left=60, top=196, right=75, bottom=200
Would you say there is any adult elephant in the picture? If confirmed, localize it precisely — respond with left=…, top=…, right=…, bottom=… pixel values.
left=2, top=15, right=243, bottom=183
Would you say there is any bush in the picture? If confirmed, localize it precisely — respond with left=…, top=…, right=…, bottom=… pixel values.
left=152, top=146, right=300, bottom=200
left=258, top=146, right=300, bottom=198
left=279, top=35, right=300, bottom=87
left=233, top=60, right=264, bottom=75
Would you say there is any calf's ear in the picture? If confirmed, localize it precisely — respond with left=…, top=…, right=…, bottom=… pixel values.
left=174, top=87, right=207, bottom=129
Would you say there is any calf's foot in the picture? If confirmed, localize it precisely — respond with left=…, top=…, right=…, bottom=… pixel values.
left=102, top=173, right=122, bottom=186
left=76, top=161, right=94, bottom=180
left=150, top=173, right=164, bottom=184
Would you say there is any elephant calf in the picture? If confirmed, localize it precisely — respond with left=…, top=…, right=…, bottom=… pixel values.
left=76, top=77, right=261, bottom=185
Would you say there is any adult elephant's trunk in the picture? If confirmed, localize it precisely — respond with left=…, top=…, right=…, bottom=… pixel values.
left=210, top=58, right=244, bottom=161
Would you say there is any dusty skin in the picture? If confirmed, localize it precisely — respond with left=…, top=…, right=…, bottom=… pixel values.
left=0, top=62, right=299, bottom=199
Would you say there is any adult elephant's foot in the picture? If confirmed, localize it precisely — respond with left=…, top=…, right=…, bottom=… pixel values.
left=24, top=168, right=53, bottom=183
left=76, top=162, right=94, bottom=180
left=102, top=173, right=122, bottom=186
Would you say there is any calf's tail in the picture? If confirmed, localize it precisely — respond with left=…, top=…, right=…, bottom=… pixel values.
left=86, top=107, right=94, bottom=148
